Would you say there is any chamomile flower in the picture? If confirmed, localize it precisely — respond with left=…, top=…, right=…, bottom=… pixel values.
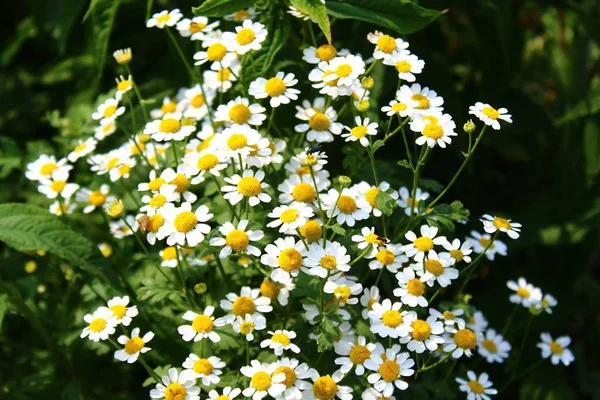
left=410, top=113, right=457, bottom=148
left=335, top=336, right=377, bottom=376
left=146, top=9, right=182, bottom=29
left=417, top=252, right=459, bottom=288
left=176, top=16, right=219, bottom=38
left=367, top=31, right=409, bottom=60
left=140, top=184, right=178, bottom=215
left=194, top=34, right=237, bottom=70
left=204, top=62, right=239, bottom=92
left=183, top=149, right=228, bottom=183
left=277, top=174, right=322, bottom=205
left=308, top=64, right=352, bottom=98
left=114, top=328, right=153, bottom=363
left=94, top=119, right=117, bottom=140
left=144, top=112, right=196, bottom=142
left=294, top=98, right=343, bottom=143
left=182, top=354, right=225, bottom=386
left=232, top=313, right=267, bottom=341
left=208, top=387, right=242, bottom=400
left=108, top=157, right=136, bottom=182
left=480, top=214, right=522, bottom=239
left=220, top=286, right=273, bottom=323
left=322, top=188, right=370, bottom=227
left=161, top=203, right=213, bottom=247
left=467, top=309, right=489, bottom=334
left=110, top=216, right=138, bottom=239
left=400, top=312, right=445, bottom=353
left=112, top=48, right=132, bottom=64
left=80, top=307, right=118, bottom=342
left=538, top=333, right=575, bottom=366
left=68, top=137, right=97, bottom=162
left=398, top=83, right=444, bottom=116
left=305, top=241, right=351, bottom=278
left=159, top=246, right=180, bottom=268
left=362, top=388, right=396, bottom=400
left=478, top=329, right=511, bottom=363
left=368, top=244, right=406, bottom=273
left=210, top=220, right=264, bottom=258
left=38, top=170, right=79, bottom=199
left=241, top=360, right=286, bottom=400
left=149, top=368, right=200, bottom=400
left=178, top=306, right=225, bottom=343
left=115, top=75, right=133, bottom=100
left=442, top=239, right=473, bottom=265
left=223, top=19, right=268, bottom=55
left=393, top=268, right=428, bottom=307
left=271, top=358, right=316, bottom=400
left=352, top=227, right=386, bottom=250
left=302, top=371, right=353, bottom=400
left=261, top=330, right=300, bottom=356
left=342, top=116, right=378, bottom=147
left=260, top=237, right=307, bottom=283
left=397, top=187, right=429, bottom=216
left=92, top=98, right=125, bottom=123
left=324, top=276, right=363, bottom=306
left=381, top=98, right=414, bottom=118
left=402, top=225, right=448, bottom=262
left=444, top=328, right=479, bottom=358
left=25, top=154, right=71, bottom=182
left=365, top=346, right=415, bottom=395
left=383, top=52, right=424, bottom=82
left=467, top=231, right=507, bottom=260
left=267, top=204, right=314, bottom=234
left=534, top=293, right=558, bottom=314
left=368, top=299, right=412, bottom=338
left=76, top=184, right=112, bottom=213
left=469, top=102, right=512, bottom=130
left=49, top=199, right=75, bottom=216
left=179, top=84, right=213, bottom=121
left=360, top=286, right=381, bottom=319
left=107, top=296, right=138, bottom=326
left=429, top=308, right=466, bottom=329
left=456, top=371, right=498, bottom=400
left=507, top=277, right=542, bottom=307
left=216, top=124, right=263, bottom=158
left=249, top=72, right=300, bottom=107
left=222, top=169, right=271, bottom=206
left=215, top=96, right=267, bottom=126
left=150, top=96, right=178, bottom=119
left=323, top=55, right=366, bottom=87
left=355, top=181, right=399, bottom=217
left=260, top=279, right=294, bottom=308
left=154, top=167, right=197, bottom=202
left=302, top=44, right=344, bottom=64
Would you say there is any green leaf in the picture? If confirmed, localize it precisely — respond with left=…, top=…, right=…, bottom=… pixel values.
left=137, top=279, right=182, bottom=303
left=326, top=0, right=445, bottom=35
left=557, top=85, right=600, bottom=124
left=371, top=139, right=385, bottom=153
left=290, top=0, right=332, bottom=43
left=0, top=203, right=120, bottom=288
left=418, top=178, right=444, bottom=193
left=314, top=316, right=340, bottom=352
left=0, top=294, right=8, bottom=333
left=192, top=0, right=254, bottom=17
left=142, top=365, right=172, bottom=387
left=426, top=201, right=470, bottom=231
left=91, top=0, right=121, bottom=82
left=397, top=159, right=412, bottom=169
left=329, top=224, right=347, bottom=236
left=0, top=137, right=22, bottom=179
left=374, top=191, right=396, bottom=216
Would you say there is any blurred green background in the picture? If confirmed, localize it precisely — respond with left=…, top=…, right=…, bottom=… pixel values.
left=1, top=0, right=599, bottom=398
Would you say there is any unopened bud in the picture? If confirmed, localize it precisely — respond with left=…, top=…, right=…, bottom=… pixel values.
left=463, top=120, right=476, bottom=134
left=356, top=99, right=370, bottom=112
left=338, top=175, right=352, bottom=187
left=113, top=48, right=132, bottom=65
left=361, top=76, right=374, bottom=89
left=194, top=283, right=207, bottom=294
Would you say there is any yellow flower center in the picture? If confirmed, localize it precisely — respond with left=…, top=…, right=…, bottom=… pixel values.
left=442, top=311, right=455, bottom=320
left=170, top=174, right=189, bottom=193
left=411, top=94, right=430, bottom=109
left=414, top=236, right=434, bottom=252
left=237, top=176, right=262, bottom=196
left=492, top=217, right=511, bottom=230
left=337, top=195, right=357, bottom=214
left=516, top=288, right=530, bottom=298
left=376, top=35, right=397, bottom=53
left=454, top=329, right=477, bottom=349
left=51, top=180, right=67, bottom=193
left=216, top=397, right=230, bottom=400
left=350, top=126, right=368, bottom=139
left=40, top=162, right=57, bottom=175
left=482, top=339, right=497, bottom=353
left=382, top=310, right=402, bottom=328
left=411, top=319, right=431, bottom=341
left=279, top=209, right=299, bottom=223
left=395, top=61, right=411, bottom=73
left=232, top=296, right=256, bottom=317
left=264, top=77, right=286, bottom=97
left=549, top=341, right=563, bottom=355
left=198, top=154, right=219, bottom=171
left=174, top=211, right=198, bottom=233
left=225, top=229, right=249, bottom=252
left=367, top=298, right=377, bottom=310
left=193, top=358, right=214, bottom=375
left=164, top=382, right=186, bottom=400
left=207, top=43, right=227, bottom=61
left=240, top=321, right=255, bottom=335
left=236, top=28, right=256, bottom=45
left=228, top=104, right=251, bottom=124
left=425, top=259, right=444, bottom=276
left=74, top=142, right=88, bottom=153
left=365, top=187, right=379, bottom=207
left=482, top=106, right=499, bottom=119
left=379, top=359, right=400, bottom=382
left=406, top=278, right=425, bottom=296
left=319, top=255, right=337, bottom=270
left=192, top=315, right=214, bottom=333
left=149, top=194, right=167, bottom=208
left=217, top=68, right=231, bottom=81
left=278, top=248, right=303, bottom=272
left=159, top=118, right=181, bottom=133
left=309, top=112, right=330, bottom=131
left=334, top=286, right=352, bottom=303
left=300, top=220, right=322, bottom=241
left=161, top=101, right=177, bottom=114
left=88, top=191, right=106, bottom=206
left=335, top=64, right=352, bottom=78
left=103, top=105, right=117, bottom=118
left=292, top=183, right=316, bottom=203
left=118, top=164, right=130, bottom=176
left=124, top=337, right=144, bottom=354
left=423, top=123, right=443, bottom=139
left=376, top=249, right=396, bottom=266
left=189, top=21, right=206, bottom=33
left=156, top=13, right=171, bottom=23
left=227, top=133, right=248, bottom=150
left=348, top=344, right=371, bottom=364
left=315, top=44, right=337, bottom=61
left=365, top=233, right=383, bottom=245
left=450, top=249, right=464, bottom=262
left=273, top=366, right=297, bottom=388
left=313, top=376, right=337, bottom=400
left=271, top=333, right=291, bottom=346
left=391, top=103, right=407, bottom=113
left=110, top=304, right=127, bottom=319
left=260, top=279, right=280, bottom=298
left=147, top=214, right=165, bottom=233
left=117, top=80, right=132, bottom=92
left=89, top=318, right=106, bottom=332
left=190, top=94, right=205, bottom=108
left=147, top=177, right=165, bottom=191
left=468, top=380, right=485, bottom=394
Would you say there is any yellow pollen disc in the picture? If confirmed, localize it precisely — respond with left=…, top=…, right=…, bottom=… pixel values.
left=349, top=345, right=371, bottom=364
left=217, top=68, right=231, bottom=81
left=280, top=209, right=299, bottom=223
left=382, top=310, right=402, bottom=328
left=260, top=279, right=280, bottom=298
left=73, top=142, right=87, bottom=153
left=365, top=188, right=379, bottom=207
left=365, top=233, right=383, bottom=245
left=88, top=191, right=106, bottom=206
left=192, top=315, right=214, bottom=333
left=338, top=195, right=357, bottom=214
left=40, top=162, right=57, bottom=175
left=174, top=211, right=198, bottom=233
left=319, top=255, right=337, bottom=270
left=237, top=176, right=262, bottom=196
left=482, top=339, right=497, bottom=353
left=271, top=333, right=290, bottom=346
left=251, top=371, right=272, bottom=391
left=468, top=380, right=485, bottom=394
left=423, top=123, right=444, bottom=139
left=313, top=376, right=337, bottom=400
left=450, top=249, right=464, bottom=262
left=103, top=105, right=117, bottom=118
left=164, top=382, right=186, bottom=400
left=442, top=311, right=455, bottom=320
left=216, top=397, right=230, bottom=400
left=516, top=288, right=530, bottom=298
left=161, top=101, right=177, bottom=114
left=278, top=248, right=303, bottom=272
left=156, top=13, right=171, bottom=23
left=376, top=35, right=397, bottom=53
left=411, top=319, right=431, bottom=341
left=159, top=118, right=181, bottom=133
left=391, top=103, right=407, bottom=113
left=228, top=104, right=251, bottom=124
left=379, top=359, right=400, bottom=382
left=335, top=64, right=352, bottom=78
left=300, top=220, right=322, bottom=242
left=395, top=61, right=412, bottom=73
left=118, top=164, right=130, bottom=176
left=236, top=28, right=256, bottom=45
left=482, top=106, right=500, bottom=119
left=425, top=259, right=444, bottom=276
left=227, top=133, right=248, bottom=150
left=193, top=358, right=214, bottom=375
left=169, top=174, right=189, bottom=193
left=240, top=321, right=255, bottom=335
left=367, top=298, right=377, bottom=310
left=110, top=304, right=127, bottom=319
left=376, top=249, right=396, bottom=266
left=189, top=21, right=206, bottom=34
left=207, top=43, right=227, bottom=61
left=197, top=154, right=219, bottom=171
left=125, top=337, right=144, bottom=354
left=149, top=194, right=166, bottom=208
left=190, top=94, right=205, bottom=108
left=550, top=341, right=563, bottom=355
left=292, top=183, right=316, bottom=203
left=315, top=44, right=337, bottom=61
left=106, top=157, right=120, bottom=170
left=492, top=217, right=511, bottom=230
left=411, top=94, right=430, bottom=109
left=334, top=286, right=352, bottom=303
left=309, top=112, right=330, bottom=131
left=147, top=214, right=165, bottom=233
left=414, top=236, right=434, bottom=252
left=51, top=180, right=67, bottom=193
left=264, top=77, right=286, bottom=97
left=454, top=329, right=477, bottom=349
left=89, top=318, right=106, bottom=332
left=273, top=366, right=297, bottom=388
left=350, top=126, right=368, bottom=139
left=226, top=229, right=249, bottom=252
left=406, top=279, right=425, bottom=296
left=117, top=80, right=132, bottom=92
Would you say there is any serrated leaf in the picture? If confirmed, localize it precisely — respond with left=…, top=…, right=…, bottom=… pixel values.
left=397, top=159, right=412, bottom=169
left=374, top=191, right=396, bottom=216
left=426, top=201, right=470, bottom=231
left=326, top=0, right=445, bottom=35
left=315, top=316, right=340, bottom=352
left=329, top=224, right=346, bottom=236
left=193, top=0, right=254, bottom=17
left=290, top=0, right=331, bottom=43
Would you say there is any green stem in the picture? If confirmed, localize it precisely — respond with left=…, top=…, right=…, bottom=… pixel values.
left=434, top=359, right=457, bottom=399
left=309, top=166, right=326, bottom=221
left=124, top=65, right=148, bottom=122
left=511, top=314, right=534, bottom=377
left=418, top=353, right=452, bottom=373
left=171, top=142, right=179, bottom=165
left=121, top=216, right=148, bottom=254
left=349, top=246, right=373, bottom=266
left=374, top=267, right=385, bottom=286
left=267, top=107, right=276, bottom=134
left=367, top=139, right=379, bottom=186
left=457, top=231, right=499, bottom=295
left=139, top=354, right=162, bottom=383
left=166, top=27, right=196, bottom=82
left=175, top=246, right=194, bottom=309
left=500, top=359, right=543, bottom=393
left=362, top=59, right=380, bottom=77
left=501, top=303, right=521, bottom=337
left=212, top=175, right=240, bottom=221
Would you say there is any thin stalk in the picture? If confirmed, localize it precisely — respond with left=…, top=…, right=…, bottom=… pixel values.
left=124, top=65, right=148, bottom=122
left=511, top=314, right=534, bottom=377
left=121, top=216, right=148, bottom=254
left=367, top=138, right=379, bottom=186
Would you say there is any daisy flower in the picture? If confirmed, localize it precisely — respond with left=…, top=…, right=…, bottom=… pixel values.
left=109, top=216, right=138, bottom=239
left=537, top=333, right=575, bottom=366
left=176, top=16, right=219, bottom=38
left=107, top=296, right=138, bottom=326
left=38, top=169, right=79, bottom=199
left=480, top=214, right=522, bottom=239
left=444, top=327, right=479, bottom=358
left=140, top=209, right=174, bottom=245
left=397, top=187, right=429, bottom=216
left=194, top=34, right=237, bottom=70
left=398, top=83, right=444, bottom=116
left=182, top=354, right=225, bottom=386
left=342, top=116, right=378, bottom=147
left=277, top=174, right=321, bottom=205
left=222, top=169, right=271, bottom=206
left=352, top=227, right=387, bottom=250
left=215, top=124, right=263, bottom=158
left=178, top=306, right=225, bottom=343
left=442, top=238, right=473, bottom=265
left=430, top=308, right=466, bottom=329
left=223, top=19, right=268, bottom=55
left=507, top=277, right=542, bottom=307
left=260, top=330, right=300, bottom=356
left=478, top=329, right=511, bottom=363
left=410, top=113, right=457, bottom=148
left=467, top=309, right=489, bottom=334
left=241, top=360, right=286, bottom=400
left=360, top=286, right=380, bottom=319
left=68, top=137, right=97, bottom=162
left=368, top=244, right=406, bottom=273
left=271, top=358, right=316, bottom=400
left=161, top=203, right=213, bottom=247
left=140, top=184, right=179, bottom=215
left=115, top=75, right=133, bottom=100
left=302, top=44, right=344, bottom=64
left=267, top=203, right=314, bottom=234
left=305, top=241, right=351, bottom=278
left=203, top=62, right=239, bottom=93
left=92, top=98, right=125, bottom=123
left=469, top=102, right=512, bottom=130
left=324, top=276, right=363, bottom=306
left=114, top=328, right=153, bottom=363
left=249, top=72, right=300, bottom=107
left=150, top=96, right=178, bottom=119
left=381, top=98, right=414, bottom=118
left=400, top=313, right=445, bottom=353
left=146, top=9, right=182, bottom=29
left=144, top=112, right=196, bottom=142
left=149, top=368, right=200, bottom=400
left=220, top=286, right=273, bottom=323
left=393, top=267, right=428, bottom=307
left=365, top=346, right=415, bottom=395
left=322, top=188, right=370, bottom=227
left=49, top=199, right=75, bottom=216
left=294, top=97, right=344, bottom=143
left=355, top=181, right=399, bottom=217
left=417, top=252, right=459, bottom=288
left=215, top=96, right=267, bottom=126
left=368, top=299, right=412, bottom=339
left=179, top=84, right=213, bottom=121
left=456, top=371, right=498, bottom=400
left=367, top=31, right=409, bottom=60
left=323, top=55, right=366, bottom=87
left=80, top=307, right=118, bottom=342
left=183, top=149, right=228, bottom=183
left=301, top=371, right=353, bottom=400
left=401, top=225, right=447, bottom=262
left=232, top=313, right=266, bottom=341
left=25, top=154, right=71, bottom=182
left=208, top=387, right=241, bottom=400
left=383, top=52, right=424, bottom=82
left=335, top=336, right=378, bottom=376
left=76, top=184, right=112, bottom=213
left=466, top=231, right=507, bottom=260
left=210, top=220, right=264, bottom=258
left=152, top=166, right=197, bottom=202
left=159, top=246, right=179, bottom=268
left=112, top=48, right=132, bottom=64
left=94, top=119, right=116, bottom=140
left=260, top=237, right=307, bottom=283
left=534, top=293, right=558, bottom=314
left=260, top=279, right=295, bottom=307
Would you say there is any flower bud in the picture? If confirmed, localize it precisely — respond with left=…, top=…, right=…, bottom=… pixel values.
left=528, top=305, right=543, bottom=316
left=182, top=117, right=196, bottom=127
left=338, top=175, right=352, bottom=187
left=113, top=48, right=132, bottom=65
left=356, top=99, right=370, bottom=112
left=105, top=199, right=125, bottom=218
left=463, top=120, right=476, bottom=134
left=361, top=76, right=374, bottom=89
left=25, top=260, right=37, bottom=274
left=194, top=283, right=207, bottom=294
